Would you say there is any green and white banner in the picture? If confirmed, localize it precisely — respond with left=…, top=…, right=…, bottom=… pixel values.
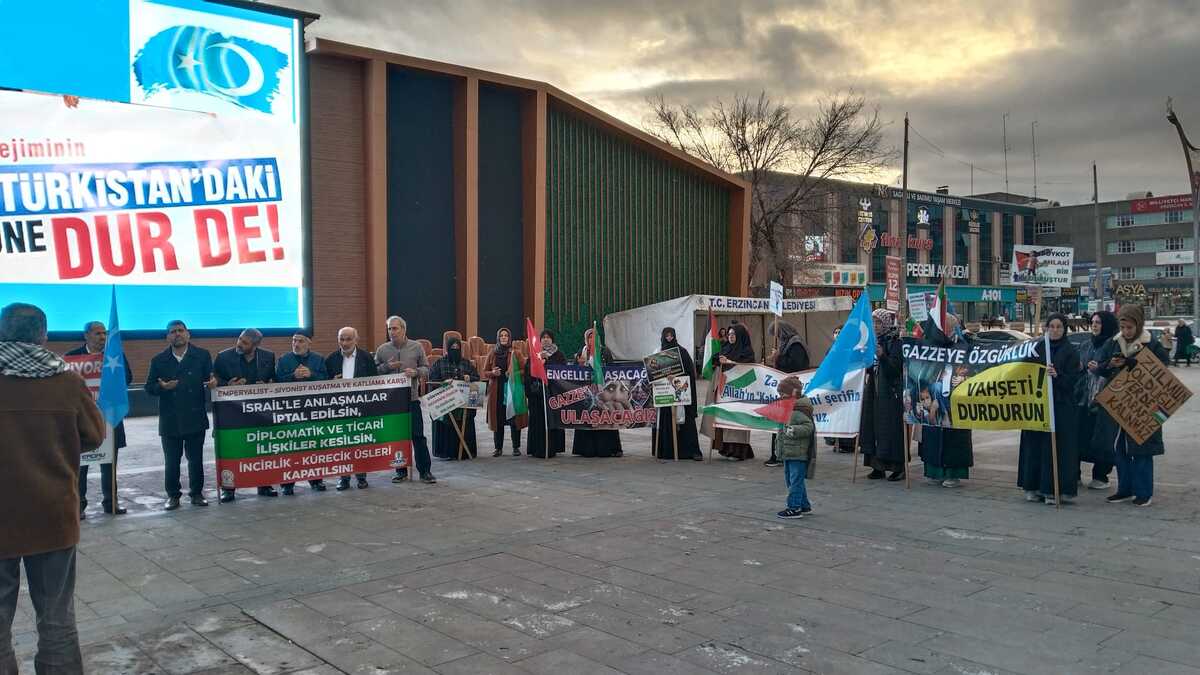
left=703, top=364, right=864, bottom=437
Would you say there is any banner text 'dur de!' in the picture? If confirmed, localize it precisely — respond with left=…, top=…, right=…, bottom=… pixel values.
left=213, top=375, right=412, bottom=488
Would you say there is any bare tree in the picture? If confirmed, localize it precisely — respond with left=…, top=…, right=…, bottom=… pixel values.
left=645, top=91, right=894, bottom=284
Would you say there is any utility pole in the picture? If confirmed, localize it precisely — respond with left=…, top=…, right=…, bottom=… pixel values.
left=899, top=113, right=910, bottom=327
left=1031, top=121, right=1038, bottom=201
left=1002, top=113, right=1010, bottom=194
left=970, top=163, right=974, bottom=194
left=1093, top=163, right=1102, bottom=306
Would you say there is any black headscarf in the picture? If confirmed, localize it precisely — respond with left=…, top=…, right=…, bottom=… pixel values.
left=721, top=324, right=755, bottom=363
left=1045, top=313, right=1070, bottom=349
left=1091, top=311, right=1118, bottom=348
left=661, top=327, right=678, bottom=350
left=445, top=336, right=463, bottom=364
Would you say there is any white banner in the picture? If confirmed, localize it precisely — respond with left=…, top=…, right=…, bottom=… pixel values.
left=714, top=364, right=864, bottom=437
left=62, top=354, right=115, bottom=465
left=0, top=90, right=303, bottom=288
left=1011, top=245, right=1074, bottom=287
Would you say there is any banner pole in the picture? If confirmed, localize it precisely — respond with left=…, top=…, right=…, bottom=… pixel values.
left=111, top=452, right=118, bottom=514
left=1044, top=331, right=1061, bottom=509
left=653, top=411, right=659, bottom=459
left=671, top=405, right=679, bottom=462
left=903, top=423, right=912, bottom=490
left=542, top=384, right=550, bottom=460
left=850, top=433, right=860, bottom=483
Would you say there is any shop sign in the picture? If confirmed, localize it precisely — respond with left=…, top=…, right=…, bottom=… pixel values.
left=881, top=233, right=934, bottom=250
left=1156, top=251, right=1195, bottom=265
left=1115, top=283, right=1147, bottom=296
left=966, top=210, right=981, bottom=235
left=884, top=256, right=901, bottom=311
left=792, top=262, right=868, bottom=287
left=1130, top=193, right=1195, bottom=214
left=999, top=262, right=1013, bottom=285
left=907, top=263, right=968, bottom=279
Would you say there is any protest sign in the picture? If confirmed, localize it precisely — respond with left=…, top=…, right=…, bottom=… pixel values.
left=644, top=347, right=685, bottom=381
left=545, top=364, right=655, bottom=429
left=421, top=381, right=469, bottom=420
left=213, top=374, right=412, bottom=488
left=901, top=338, right=1051, bottom=432
left=464, top=381, right=488, bottom=409
left=1096, top=354, right=1193, bottom=445
left=62, top=353, right=115, bottom=465
left=652, top=376, right=693, bottom=407
left=1011, top=245, right=1074, bottom=287
left=769, top=281, right=784, bottom=316
left=885, top=256, right=902, bottom=311
left=705, top=364, right=864, bottom=437
left=908, top=291, right=929, bottom=322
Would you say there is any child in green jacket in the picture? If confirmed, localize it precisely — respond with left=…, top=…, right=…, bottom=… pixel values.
left=776, top=376, right=816, bottom=519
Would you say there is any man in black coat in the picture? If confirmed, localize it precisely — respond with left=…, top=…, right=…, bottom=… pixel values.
left=326, top=327, right=378, bottom=490
left=145, top=320, right=214, bottom=511
left=213, top=328, right=277, bottom=502
left=1174, top=319, right=1194, bottom=367
left=67, top=321, right=132, bottom=517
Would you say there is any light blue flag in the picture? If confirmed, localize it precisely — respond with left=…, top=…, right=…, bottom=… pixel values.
left=803, top=292, right=877, bottom=395
left=97, top=286, right=129, bottom=428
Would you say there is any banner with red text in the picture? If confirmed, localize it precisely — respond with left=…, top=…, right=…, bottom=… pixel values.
left=62, top=353, right=115, bottom=465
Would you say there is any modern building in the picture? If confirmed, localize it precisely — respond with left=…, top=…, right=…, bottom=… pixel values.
left=1033, top=193, right=1195, bottom=318
left=760, top=175, right=1037, bottom=322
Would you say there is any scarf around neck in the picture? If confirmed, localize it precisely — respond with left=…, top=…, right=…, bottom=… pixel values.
left=0, top=342, right=69, bottom=378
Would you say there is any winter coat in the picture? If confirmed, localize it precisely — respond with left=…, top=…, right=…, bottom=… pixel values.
left=145, top=346, right=214, bottom=438
left=484, top=347, right=528, bottom=431
left=860, top=332, right=906, bottom=463
left=1093, top=335, right=1169, bottom=457
left=776, top=402, right=816, bottom=478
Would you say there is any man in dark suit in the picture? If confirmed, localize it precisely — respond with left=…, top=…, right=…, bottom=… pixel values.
left=67, top=321, right=132, bottom=517
left=276, top=333, right=328, bottom=495
left=213, top=328, right=277, bottom=503
left=325, top=327, right=378, bottom=491
left=145, top=320, right=214, bottom=511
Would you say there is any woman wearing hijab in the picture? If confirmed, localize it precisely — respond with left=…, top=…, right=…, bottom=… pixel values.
left=762, top=321, right=811, bottom=467
left=1017, top=313, right=1082, bottom=504
left=1095, top=304, right=1169, bottom=507
left=429, top=336, right=480, bottom=460
left=917, top=314, right=974, bottom=486
left=652, top=327, right=703, bottom=460
left=573, top=328, right=623, bottom=458
left=1078, top=311, right=1118, bottom=489
left=527, top=329, right=567, bottom=458
left=861, top=309, right=907, bottom=480
left=484, top=328, right=527, bottom=457
left=716, top=323, right=757, bottom=460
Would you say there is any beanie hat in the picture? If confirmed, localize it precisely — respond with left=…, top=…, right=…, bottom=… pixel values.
left=1117, top=304, right=1144, bottom=335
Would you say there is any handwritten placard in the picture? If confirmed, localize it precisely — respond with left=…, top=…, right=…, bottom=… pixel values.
left=1096, top=354, right=1192, bottom=445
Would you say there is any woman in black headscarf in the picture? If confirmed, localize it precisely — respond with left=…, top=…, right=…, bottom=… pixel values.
left=917, top=314, right=974, bottom=486
left=572, top=328, right=623, bottom=458
left=715, top=323, right=757, bottom=460
left=485, top=328, right=527, bottom=457
left=861, top=308, right=907, bottom=479
left=652, top=327, right=703, bottom=460
left=429, top=336, right=480, bottom=460
left=526, top=329, right=567, bottom=458
left=1078, top=310, right=1118, bottom=489
left=1017, top=313, right=1082, bottom=505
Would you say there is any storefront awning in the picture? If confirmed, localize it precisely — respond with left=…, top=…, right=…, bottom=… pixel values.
left=866, top=283, right=1017, bottom=303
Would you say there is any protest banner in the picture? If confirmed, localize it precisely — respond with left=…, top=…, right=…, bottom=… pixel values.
left=901, top=338, right=1051, bottom=432
left=212, top=374, right=412, bottom=488
left=643, top=347, right=685, bottom=382
left=62, top=353, right=115, bottom=465
left=1011, top=245, right=1074, bottom=287
left=421, top=381, right=469, bottom=420
left=1096, top=354, right=1193, bottom=445
left=545, top=364, right=655, bottom=429
left=885, top=256, right=902, bottom=311
left=769, top=281, right=784, bottom=316
left=652, top=376, right=692, bottom=407
left=704, top=363, right=864, bottom=437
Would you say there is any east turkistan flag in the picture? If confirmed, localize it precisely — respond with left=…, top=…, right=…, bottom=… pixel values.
left=506, top=351, right=527, bottom=420
left=804, top=292, right=876, bottom=395
left=97, top=286, right=129, bottom=428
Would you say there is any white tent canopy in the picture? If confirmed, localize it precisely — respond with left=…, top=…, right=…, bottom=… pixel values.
left=604, top=294, right=853, bottom=370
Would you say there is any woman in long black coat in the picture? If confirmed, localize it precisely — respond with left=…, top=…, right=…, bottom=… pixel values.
left=917, top=314, right=974, bottom=487
left=1077, top=311, right=1118, bottom=489
left=652, top=327, right=703, bottom=460
left=1017, top=313, right=1082, bottom=504
left=716, top=323, right=757, bottom=460
left=861, top=309, right=907, bottom=480
left=572, top=328, right=623, bottom=458
left=526, top=330, right=567, bottom=458
left=429, top=337, right=480, bottom=460
left=1094, top=304, right=1169, bottom=506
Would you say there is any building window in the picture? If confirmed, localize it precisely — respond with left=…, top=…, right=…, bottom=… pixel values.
left=1034, top=220, right=1055, bottom=235
left=1116, top=215, right=1134, bottom=228
left=1117, top=240, right=1135, bottom=254
left=1119, top=266, right=1135, bottom=279
left=1002, top=213, right=1014, bottom=263
left=1166, top=210, right=1184, bottom=223
left=1167, top=236, right=1185, bottom=251
left=1166, top=264, right=1185, bottom=278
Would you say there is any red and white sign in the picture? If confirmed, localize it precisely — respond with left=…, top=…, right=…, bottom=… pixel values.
left=62, top=353, right=115, bottom=465
left=1129, top=193, right=1195, bottom=214
left=884, top=256, right=901, bottom=311
left=881, top=233, right=934, bottom=251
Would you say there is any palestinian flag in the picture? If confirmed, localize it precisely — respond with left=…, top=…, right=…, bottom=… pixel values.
left=700, top=308, right=720, bottom=380
left=930, top=275, right=948, bottom=332
left=591, top=321, right=604, bottom=386
left=506, top=351, right=528, bottom=419
left=700, top=396, right=797, bottom=432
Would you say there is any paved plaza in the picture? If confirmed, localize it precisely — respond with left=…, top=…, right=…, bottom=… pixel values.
left=11, top=368, right=1200, bottom=674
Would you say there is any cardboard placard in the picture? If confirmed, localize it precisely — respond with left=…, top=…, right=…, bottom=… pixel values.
left=421, top=380, right=470, bottom=420
left=643, top=347, right=685, bottom=381
left=652, top=376, right=693, bottom=407
left=1096, top=354, right=1193, bottom=445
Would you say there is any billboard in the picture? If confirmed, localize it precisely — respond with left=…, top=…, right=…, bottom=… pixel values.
left=1011, top=245, right=1074, bottom=287
left=0, top=0, right=309, bottom=337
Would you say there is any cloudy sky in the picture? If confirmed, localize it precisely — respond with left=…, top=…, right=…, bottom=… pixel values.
left=277, top=0, right=1199, bottom=205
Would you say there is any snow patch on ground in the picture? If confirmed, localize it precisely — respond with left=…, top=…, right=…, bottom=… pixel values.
left=502, top=613, right=575, bottom=637
left=938, top=528, right=1005, bottom=542
left=436, top=589, right=502, bottom=604
left=305, top=543, right=326, bottom=554
left=742, top=559, right=763, bottom=566
left=698, top=643, right=767, bottom=670
left=788, top=623, right=807, bottom=634
left=234, top=556, right=268, bottom=566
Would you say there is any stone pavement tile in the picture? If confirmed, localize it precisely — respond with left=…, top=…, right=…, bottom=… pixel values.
left=718, top=597, right=939, bottom=649
left=612, top=650, right=722, bottom=675
left=1059, top=602, right=1200, bottom=645
left=297, top=589, right=394, bottom=623
left=175, top=564, right=231, bottom=583
left=543, top=627, right=648, bottom=668
left=903, top=605, right=1119, bottom=658
left=499, top=611, right=578, bottom=638
left=80, top=636, right=160, bottom=675
left=470, top=575, right=595, bottom=613
left=1101, top=630, right=1200, bottom=669
left=514, top=648, right=624, bottom=675
left=1155, top=603, right=1200, bottom=628
left=773, top=575, right=927, bottom=619
left=859, top=640, right=1021, bottom=675
left=367, top=591, right=551, bottom=663
left=205, top=623, right=323, bottom=674
left=1114, top=655, right=1200, bottom=675
left=349, top=614, right=478, bottom=667
left=562, top=604, right=707, bottom=654
left=674, top=641, right=809, bottom=675
left=673, top=614, right=758, bottom=642
left=245, top=598, right=353, bottom=640
left=1037, top=569, right=1200, bottom=610
left=542, top=533, right=648, bottom=563
left=962, top=585, right=1082, bottom=616
left=582, top=566, right=705, bottom=604
left=338, top=573, right=410, bottom=598
left=138, top=625, right=242, bottom=675
left=184, top=603, right=257, bottom=634
left=918, top=633, right=1087, bottom=675
left=281, top=667, right=342, bottom=675
left=188, top=572, right=259, bottom=596
left=422, top=580, right=542, bottom=622
left=433, top=652, right=531, bottom=675
left=504, top=543, right=611, bottom=577
left=508, top=563, right=605, bottom=594
left=739, top=628, right=911, bottom=675
left=403, top=559, right=507, bottom=588
left=305, top=631, right=436, bottom=675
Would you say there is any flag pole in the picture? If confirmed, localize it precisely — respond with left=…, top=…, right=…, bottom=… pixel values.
left=542, top=383, right=550, bottom=460
left=671, top=405, right=679, bottom=462
left=1044, top=331, right=1061, bottom=509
